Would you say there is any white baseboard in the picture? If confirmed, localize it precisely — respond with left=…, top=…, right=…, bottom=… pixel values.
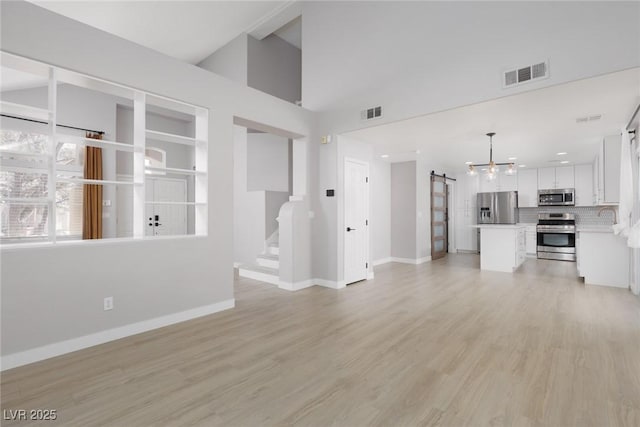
left=390, top=256, right=431, bottom=265
left=367, top=271, right=375, bottom=280
left=238, top=267, right=280, bottom=286
left=372, top=257, right=392, bottom=266
left=314, top=279, right=347, bottom=289
left=279, top=279, right=314, bottom=291
left=1, top=299, right=235, bottom=372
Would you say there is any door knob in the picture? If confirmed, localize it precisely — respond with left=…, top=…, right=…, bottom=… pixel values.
left=346, top=227, right=356, bottom=232
left=155, top=222, right=162, bottom=226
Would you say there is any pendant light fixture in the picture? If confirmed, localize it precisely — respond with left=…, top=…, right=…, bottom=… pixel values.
left=466, top=132, right=516, bottom=180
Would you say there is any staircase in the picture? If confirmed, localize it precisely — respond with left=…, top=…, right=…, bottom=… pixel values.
left=238, top=241, right=280, bottom=286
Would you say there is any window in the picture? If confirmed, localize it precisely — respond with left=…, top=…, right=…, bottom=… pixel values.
left=0, top=52, right=208, bottom=246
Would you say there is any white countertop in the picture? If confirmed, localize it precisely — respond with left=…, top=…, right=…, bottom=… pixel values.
left=577, top=225, right=614, bottom=233
left=471, top=224, right=527, bottom=229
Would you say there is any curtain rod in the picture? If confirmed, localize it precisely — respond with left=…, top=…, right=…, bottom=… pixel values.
left=0, top=114, right=105, bottom=135
left=430, top=170, right=457, bottom=181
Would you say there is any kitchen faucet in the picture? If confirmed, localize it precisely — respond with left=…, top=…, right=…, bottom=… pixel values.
left=597, top=206, right=618, bottom=224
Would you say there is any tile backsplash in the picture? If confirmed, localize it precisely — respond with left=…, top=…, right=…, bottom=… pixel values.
left=518, top=206, right=617, bottom=226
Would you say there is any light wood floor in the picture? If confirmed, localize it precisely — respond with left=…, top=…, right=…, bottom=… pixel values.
left=2, top=255, right=640, bottom=426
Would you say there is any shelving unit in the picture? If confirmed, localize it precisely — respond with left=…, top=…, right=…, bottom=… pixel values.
left=58, top=135, right=143, bottom=153
left=0, top=101, right=51, bottom=122
left=0, top=51, right=209, bottom=245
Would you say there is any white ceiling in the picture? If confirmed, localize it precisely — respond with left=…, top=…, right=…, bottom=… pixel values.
left=30, top=1, right=290, bottom=64
left=345, top=68, right=640, bottom=172
left=0, top=67, right=48, bottom=92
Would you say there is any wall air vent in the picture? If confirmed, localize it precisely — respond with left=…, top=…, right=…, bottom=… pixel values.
left=576, top=114, right=602, bottom=123
left=361, top=106, right=383, bottom=120
left=503, top=60, right=549, bottom=88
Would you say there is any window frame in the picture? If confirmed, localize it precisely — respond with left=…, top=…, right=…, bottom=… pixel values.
left=0, top=52, right=209, bottom=248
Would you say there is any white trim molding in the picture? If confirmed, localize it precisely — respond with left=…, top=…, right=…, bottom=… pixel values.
left=279, top=280, right=314, bottom=291
left=1, top=299, right=235, bottom=371
left=314, top=279, right=347, bottom=289
left=390, top=256, right=432, bottom=265
left=372, top=257, right=392, bottom=266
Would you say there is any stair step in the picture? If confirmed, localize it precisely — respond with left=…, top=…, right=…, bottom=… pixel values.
left=256, top=253, right=279, bottom=269
left=267, top=244, right=279, bottom=256
left=238, top=264, right=279, bottom=286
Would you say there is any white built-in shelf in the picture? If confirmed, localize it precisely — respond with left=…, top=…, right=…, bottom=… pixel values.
left=145, top=129, right=203, bottom=147
left=0, top=150, right=49, bottom=159
left=0, top=101, right=51, bottom=122
left=144, top=166, right=205, bottom=176
left=0, top=197, right=51, bottom=204
left=144, top=201, right=205, bottom=206
left=56, top=177, right=144, bottom=186
left=58, top=135, right=143, bottom=153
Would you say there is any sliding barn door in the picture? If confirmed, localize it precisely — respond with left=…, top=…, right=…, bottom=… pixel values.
left=431, top=174, right=448, bottom=260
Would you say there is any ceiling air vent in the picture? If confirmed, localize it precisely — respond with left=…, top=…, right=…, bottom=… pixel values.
left=503, top=60, right=549, bottom=88
left=361, top=106, right=383, bottom=120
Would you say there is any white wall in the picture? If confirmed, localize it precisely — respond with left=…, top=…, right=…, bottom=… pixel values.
left=304, top=1, right=640, bottom=132
left=247, top=34, right=301, bottom=104
left=0, top=1, right=312, bottom=362
left=390, top=162, right=417, bottom=260
left=370, top=158, right=390, bottom=263
left=247, top=133, right=290, bottom=192
left=197, top=33, right=248, bottom=85
left=233, top=126, right=266, bottom=266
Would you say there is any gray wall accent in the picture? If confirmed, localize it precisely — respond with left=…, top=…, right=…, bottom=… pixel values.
left=247, top=133, right=290, bottom=192
left=1, top=1, right=311, bottom=357
left=370, top=158, right=391, bottom=262
left=390, top=161, right=417, bottom=259
left=247, top=34, right=301, bottom=104
left=265, top=191, right=289, bottom=238
left=233, top=125, right=266, bottom=266
left=197, top=33, right=248, bottom=85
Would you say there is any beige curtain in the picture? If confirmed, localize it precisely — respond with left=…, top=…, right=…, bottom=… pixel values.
left=83, top=132, right=103, bottom=239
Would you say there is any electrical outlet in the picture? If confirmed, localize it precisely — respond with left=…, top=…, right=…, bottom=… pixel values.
left=103, top=297, right=114, bottom=311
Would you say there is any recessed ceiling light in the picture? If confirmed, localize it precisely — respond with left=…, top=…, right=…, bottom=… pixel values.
left=519, top=164, right=526, bottom=168
left=381, top=154, right=389, bottom=158
left=560, top=160, right=570, bottom=164
left=465, top=161, right=473, bottom=165
left=557, top=152, right=567, bottom=156
left=508, top=157, right=517, bottom=161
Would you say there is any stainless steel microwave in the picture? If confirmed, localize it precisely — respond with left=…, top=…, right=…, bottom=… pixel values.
left=538, top=188, right=575, bottom=206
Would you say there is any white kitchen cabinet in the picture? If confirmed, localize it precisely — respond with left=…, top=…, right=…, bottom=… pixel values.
left=455, top=174, right=479, bottom=252
left=538, top=166, right=574, bottom=189
left=525, top=225, right=537, bottom=255
left=577, top=229, right=628, bottom=288
left=499, top=173, right=518, bottom=192
left=479, top=173, right=517, bottom=193
left=555, top=166, right=575, bottom=188
left=538, top=167, right=556, bottom=189
left=593, top=135, right=621, bottom=205
left=603, top=135, right=621, bottom=204
left=517, top=169, right=538, bottom=207
left=574, top=164, right=594, bottom=207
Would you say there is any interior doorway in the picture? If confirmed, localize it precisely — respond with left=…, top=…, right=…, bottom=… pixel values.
left=343, top=157, right=370, bottom=285
left=431, top=173, right=448, bottom=260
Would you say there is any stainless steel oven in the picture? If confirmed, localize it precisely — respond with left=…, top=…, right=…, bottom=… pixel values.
left=537, top=213, right=576, bottom=261
left=538, top=188, right=575, bottom=206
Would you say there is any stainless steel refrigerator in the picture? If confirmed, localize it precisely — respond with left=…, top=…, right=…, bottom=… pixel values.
left=476, top=191, right=519, bottom=251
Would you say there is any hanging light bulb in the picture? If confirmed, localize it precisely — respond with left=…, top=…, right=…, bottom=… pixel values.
left=505, top=163, right=516, bottom=175
left=467, top=164, right=477, bottom=176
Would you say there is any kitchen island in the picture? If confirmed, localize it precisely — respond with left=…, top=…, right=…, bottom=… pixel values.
left=473, top=225, right=527, bottom=273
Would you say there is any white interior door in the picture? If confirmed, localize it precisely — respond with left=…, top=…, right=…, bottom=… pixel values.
left=344, top=158, right=369, bottom=285
left=146, top=178, right=187, bottom=236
